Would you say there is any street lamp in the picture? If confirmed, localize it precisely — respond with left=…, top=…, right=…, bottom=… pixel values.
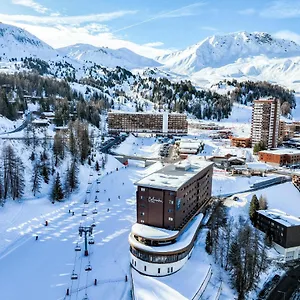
left=278, top=290, right=286, bottom=300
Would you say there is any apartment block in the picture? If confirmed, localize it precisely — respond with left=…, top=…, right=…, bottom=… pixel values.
left=251, top=99, right=280, bottom=149
left=108, top=111, right=188, bottom=135
left=257, top=209, right=300, bottom=261
left=230, top=137, right=252, bottom=148
left=258, top=149, right=300, bottom=166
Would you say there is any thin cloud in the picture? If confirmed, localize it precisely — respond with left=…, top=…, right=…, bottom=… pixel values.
left=11, top=0, right=48, bottom=14
left=201, top=26, right=217, bottom=31
left=3, top=21, right=172, bottom=58
left=260, top=0, right=300, bottom=18
left=143, top=42, right=164, bottom=48
left=274, top=30, right=300, bottom=44
left=113, top=2, right=206, bottom=33
left=238, top=8, right=256, bottom=15
left=0, top=10, right=137, bottom=25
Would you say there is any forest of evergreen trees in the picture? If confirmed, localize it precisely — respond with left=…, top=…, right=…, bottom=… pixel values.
left=206, top=203, right=268, bottom=300
left=133, top=77, right=232, bottom=121
left=219, top=79, right=296, bottom=116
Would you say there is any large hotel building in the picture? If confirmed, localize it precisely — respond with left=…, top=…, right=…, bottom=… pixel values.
left=108, top=111, right=188, bottom=135
left=251, top=98, right=280, bottom=149
left=129, top=157, right=213, bottom=276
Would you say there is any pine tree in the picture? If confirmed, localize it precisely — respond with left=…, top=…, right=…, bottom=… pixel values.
left=69, top=126, right=77, bottom=157
left=32, top=162, right=42, bottom=196
left=12, top=157, right=25, bottom=200
left=205, top=230, right=213, bottom=254
left=53, top=132, right=64, bottom=166
left=95, top=160, right=100, bottom=171
left=259, top=195, right=268, bottom=210
left=2, top=144, right=24, bottom=200
left=249, top=194, right=259, bottom=225
left=29, top=152, right=35, bottom=161
left=51, top=172, right=64, bottom=202
left=41, top=163, right=49, bottom=184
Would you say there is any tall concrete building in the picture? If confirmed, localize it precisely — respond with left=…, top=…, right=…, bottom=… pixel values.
left=108, top=111, right=188, bottom=135
left=251, top=98, right=281, bottom=149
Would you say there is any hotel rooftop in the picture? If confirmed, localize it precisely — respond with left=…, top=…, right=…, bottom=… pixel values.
left=135, top=157, right=213, bottom=191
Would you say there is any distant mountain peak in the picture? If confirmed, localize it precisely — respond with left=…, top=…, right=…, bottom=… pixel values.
left=157, top=31, right=300, bottom=74
left=59, top=44, right=160, bottom=69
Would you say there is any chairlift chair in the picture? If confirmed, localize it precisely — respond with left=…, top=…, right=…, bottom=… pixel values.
left=84, top=199, right=89, bottom=205
left=96, top=189, right=99, bottom=193
left=71, top=271, right=78, bottom=280
left=91, top=222, right=96, bottom=228
left=75, top=244, right=81, bottom=252
left=82, top=294, right=89, bottom=300
left=88, top=238, right=95, bottom=245
left=82, top=211, right=87, bottom=217
left=85, top=264, right=92, bottom=272
left=92, top=209, right=98, bottom=215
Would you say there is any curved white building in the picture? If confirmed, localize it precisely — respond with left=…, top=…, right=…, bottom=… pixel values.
left=129, top=213, right=203, bottom=276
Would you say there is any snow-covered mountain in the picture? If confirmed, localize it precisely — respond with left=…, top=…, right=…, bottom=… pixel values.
left=157, top=31, right=300, bottom=74
left=59, top=44, right=160, bottom=70
left=0, top=22, right=60, bottom=61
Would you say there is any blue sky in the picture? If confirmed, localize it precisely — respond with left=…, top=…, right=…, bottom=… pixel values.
left=1, top=0, right=300, bottom=57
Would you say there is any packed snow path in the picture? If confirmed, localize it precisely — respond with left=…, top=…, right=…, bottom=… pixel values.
left=0, top=157, right=162, bottom=300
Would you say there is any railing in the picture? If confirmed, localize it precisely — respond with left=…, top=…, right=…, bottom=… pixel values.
left=214, top=282, right=223, bottom=300
left=130, top=269, right=136, bottom=300
left=191, top=265, right=212, bottom=300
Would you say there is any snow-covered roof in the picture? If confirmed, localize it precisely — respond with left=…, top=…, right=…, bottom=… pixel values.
left=179, top=142, right=200, bottom=149
left=135, top=157, right=213, bottom=191
left=179, top=149, right=198, bottom=154
left=246, top=162, right=274, bottom=170
left=129, top=213, right=203, bottom=253
left=228, top=157, right=245, bottom=162
left=131, top=223, right=179, bottom=240
left=42, top=112, right=55, bottom=117
left=258, top=209, right=300, bottom=227
left=32, top=119, right=49, bottom=124
left=109, top=111, right=185, bottom=116
left=259, top=148, right=300, bottom=155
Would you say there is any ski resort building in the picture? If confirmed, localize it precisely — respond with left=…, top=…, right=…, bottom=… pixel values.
left=258, top=148, right=300, bottom=166
left=129, top=157, right=213, bottom=276
left=251, top=98, right=280, bottom=149
left=257, top=209, right=300, bottom=261
left=230, top=137, right=252, bottom=148
left=108, top=111, right=188, bottom=135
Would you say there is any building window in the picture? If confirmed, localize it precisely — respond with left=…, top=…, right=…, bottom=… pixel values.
left=141, top=196, right=144, bottom=200
left=167, top=268, right=170, bottom=273
left=135, top=261, right=136, bottom=266
left=171, top=267, right=173, bottom=272
left=168, top=209, right=173, bottom=213
left=144, top=266, right=147, bottom=272
left=158, top=268, right=160, bottom=274
left=141, top=212, right=145, bottom=216
left=168, top=217, right=173, bottom=221
left=170, top=192, right=175, bottom=196
left=140, top=220, right=144, bottom=223
left=141, top=188, right=145, bottom=192
left=169, top=200, right=174, bottom=204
